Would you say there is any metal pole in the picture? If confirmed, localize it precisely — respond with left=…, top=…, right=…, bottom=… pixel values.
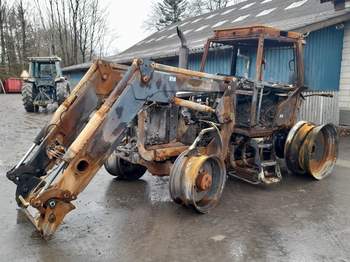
left=0, top=80, right=6, bottom=94
left=39, top=162, right=65, bottom=194
left=250, top=35, right=264, bottom=126
left=15, top=143, right=36, bottom=169
left=256, top=82, right=264, bottom=125
left=177, top=27, right=189, bottom=69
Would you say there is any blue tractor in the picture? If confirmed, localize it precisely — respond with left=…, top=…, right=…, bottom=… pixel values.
left=22, top=56, right=70, bottom=112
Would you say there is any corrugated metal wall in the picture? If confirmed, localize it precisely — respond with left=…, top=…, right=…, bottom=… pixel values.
left=304, top=25, right=344, bottom=91
left=188, top=49, right=232, bottom=74
left=158, top=49, right=233, bottom=75
left=292, top=26, right=342, bottom=125
left=236, top=47, right=295, bottom=84
left=339, top=21, right=350, bottom=125
left=235, top=26, right=344, bottom=90
left=161, top=25, right=344, bottom=92
left=298, top=91, right=339, bottom=125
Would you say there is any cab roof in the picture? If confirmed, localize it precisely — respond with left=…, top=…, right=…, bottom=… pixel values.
left=209, top=25, right=304, bottom=47
left=213, top=25, right=303, bottom=41
left=28, top=56, right=61, bottom=62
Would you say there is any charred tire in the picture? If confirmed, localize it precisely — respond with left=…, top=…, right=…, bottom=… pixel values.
left=56, top=82, right=70, bottom=106
left=104, top=154, right=146, bottom=180
left=22, top=82, right=35, bottom=112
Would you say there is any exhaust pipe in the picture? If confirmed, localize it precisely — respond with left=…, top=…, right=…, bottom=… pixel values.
left=177, top=27, right=189, bottom=69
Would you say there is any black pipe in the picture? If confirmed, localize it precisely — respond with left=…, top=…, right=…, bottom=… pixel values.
left=177, top=27, right=189, bottom=69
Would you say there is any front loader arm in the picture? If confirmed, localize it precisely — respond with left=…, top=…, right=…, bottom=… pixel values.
left=8, top=58, right=235, bottom=238
left=7, top=60, right=128, bottom=204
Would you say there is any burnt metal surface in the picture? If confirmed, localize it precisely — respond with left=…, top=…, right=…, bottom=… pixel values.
left=6, top=26, right=338, bottom=239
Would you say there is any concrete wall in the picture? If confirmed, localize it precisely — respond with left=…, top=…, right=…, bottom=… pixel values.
left=339, top=22, right=350, bottom=125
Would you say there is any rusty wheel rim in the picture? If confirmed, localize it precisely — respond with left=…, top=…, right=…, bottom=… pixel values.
left=302, top=123, right=338, bottom=180
left=285, top=121, right=315, bottom=175
left=191, top=156, right=225, bottom=213
left=169, top=152, right=226, bottom=213
left=285, top=121, right=338, bottom=179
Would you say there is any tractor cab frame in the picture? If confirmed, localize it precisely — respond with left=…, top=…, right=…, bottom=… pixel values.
left=200, top=25, right=305, bottom=131
left=27, top=56, right=63, bottom=81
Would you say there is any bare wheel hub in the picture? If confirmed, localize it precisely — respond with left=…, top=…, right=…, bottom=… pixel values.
left=196, top=170, right=212, bottom=191
left=169, top=151, right=226, bottom=213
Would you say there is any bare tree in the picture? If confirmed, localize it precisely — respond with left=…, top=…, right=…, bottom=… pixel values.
left=48, top=0, right=56, bottom=55
left=0, top=0, right=7, bottom=65
left=0, top=0, right=115, bottom=76
left=54, top=0, right=66, bottom=61
left=189, top=0, right=245, bottom=15
left=68, top=0, right=79, bottom=64
left=16, top=0, right=27, bottom=69
left=89, top=0, right=98, bottom=60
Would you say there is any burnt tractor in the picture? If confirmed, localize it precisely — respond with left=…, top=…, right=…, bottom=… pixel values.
left=7, top=26, right=338, bottom=238
left=22, top=56, right=70, bottom=112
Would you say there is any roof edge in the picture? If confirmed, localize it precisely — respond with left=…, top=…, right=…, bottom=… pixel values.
left=62, top=62, right=92, bottom=72
left=63, top=12, right=350, bottom=72
left=295, top=12, right=350, bottom=33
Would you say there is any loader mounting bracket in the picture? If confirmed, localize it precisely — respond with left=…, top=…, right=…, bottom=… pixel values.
left=139, top=59, right=154, bottom=84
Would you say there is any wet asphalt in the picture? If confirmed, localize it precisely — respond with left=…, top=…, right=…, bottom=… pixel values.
left=0, top=94, right=350, bottom=262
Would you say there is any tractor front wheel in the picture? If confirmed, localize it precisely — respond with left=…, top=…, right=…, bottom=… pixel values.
left=22, top=82, right=35, bottom=112
left=169, top=151, right=226, bottom=213
left=104, top=154, right=146, bottom=181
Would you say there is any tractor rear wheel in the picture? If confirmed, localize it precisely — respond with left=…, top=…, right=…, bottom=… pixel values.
left=22, top=82, right=35, bottom=112
left=56, top=82, right=70, bottom=106
left=284, top=121, right=338, bottom=180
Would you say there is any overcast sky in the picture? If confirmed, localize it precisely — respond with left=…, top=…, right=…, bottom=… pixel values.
left=103, top=0, right=153, bottom=54
left=102, top=0, right=245, bottom=55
